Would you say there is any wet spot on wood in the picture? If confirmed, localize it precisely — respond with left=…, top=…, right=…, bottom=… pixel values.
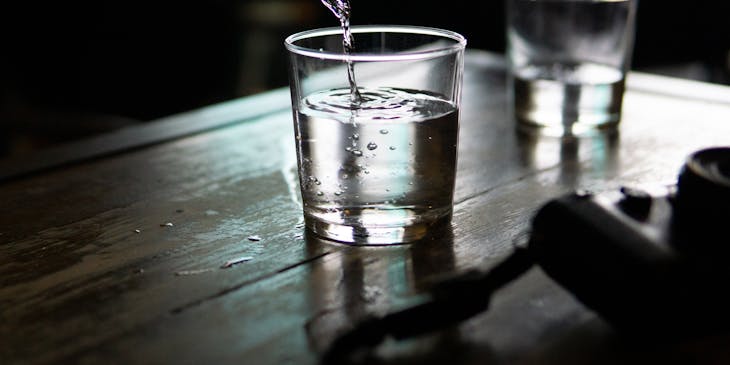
left=221, top=256, right=254, bottom=268
left=175, top=268, right=215, bottom=276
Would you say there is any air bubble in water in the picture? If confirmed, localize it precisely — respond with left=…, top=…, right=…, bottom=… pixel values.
left=380, top=129, right=389, bottom=134
left=389, top=146, right=396, bottom=150
left=367, top=142, right=377, bottom=150
left=352, top=149, right=363, bottom=157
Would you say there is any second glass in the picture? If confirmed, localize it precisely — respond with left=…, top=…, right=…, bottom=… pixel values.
left=286, top=26, right=466, bottom=244
left=507, top=0, right=638, bottom=137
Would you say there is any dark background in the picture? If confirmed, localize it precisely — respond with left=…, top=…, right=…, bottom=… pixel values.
left=1, top=0, right=728, bottom=157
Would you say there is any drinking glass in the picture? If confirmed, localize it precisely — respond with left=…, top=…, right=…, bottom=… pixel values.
left=507, top=0, right=638, bottom=137
left=285, top=25, right=466, bottom=244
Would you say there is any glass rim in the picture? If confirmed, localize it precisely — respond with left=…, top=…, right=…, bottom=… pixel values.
left=285, top=25, right=467, bottom=62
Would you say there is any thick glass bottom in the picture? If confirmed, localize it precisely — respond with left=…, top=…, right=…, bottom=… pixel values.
left=304, top=207, right=452, bottom=245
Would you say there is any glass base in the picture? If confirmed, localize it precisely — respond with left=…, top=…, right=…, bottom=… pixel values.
left=304, top=211, right=452, bottom=245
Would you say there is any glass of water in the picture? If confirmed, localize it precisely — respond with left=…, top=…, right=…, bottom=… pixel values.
left=507, top=0, right=638, bottom=137
left=285, top=26, right=466, bottom=244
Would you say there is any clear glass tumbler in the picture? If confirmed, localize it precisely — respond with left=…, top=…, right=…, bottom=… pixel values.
left=507, top=0, right=638, bottom=137
left=285, top=25, right=466, bottom=244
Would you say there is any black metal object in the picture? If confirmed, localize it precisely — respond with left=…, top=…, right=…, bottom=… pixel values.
left=526, top=147, right=730, bottom=339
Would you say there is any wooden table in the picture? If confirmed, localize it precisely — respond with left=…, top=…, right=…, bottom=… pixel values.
left=3, top=51, right=730, bottom=365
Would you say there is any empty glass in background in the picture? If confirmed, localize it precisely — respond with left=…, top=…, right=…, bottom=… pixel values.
left=507, top=0, right=638, bottom=137
left=285, top=26, right=466, bottom=245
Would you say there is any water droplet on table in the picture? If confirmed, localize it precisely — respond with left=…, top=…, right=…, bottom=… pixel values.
left=221, top=256, right=254, bottom=268
left=175, top=268, right=215, bottom=276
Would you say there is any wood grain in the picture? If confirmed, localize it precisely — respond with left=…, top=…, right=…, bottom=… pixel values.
left=2, top=51, right=730, bottom=365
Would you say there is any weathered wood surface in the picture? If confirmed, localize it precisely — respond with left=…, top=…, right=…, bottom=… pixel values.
left=2, top=51, right=730, bottom=365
